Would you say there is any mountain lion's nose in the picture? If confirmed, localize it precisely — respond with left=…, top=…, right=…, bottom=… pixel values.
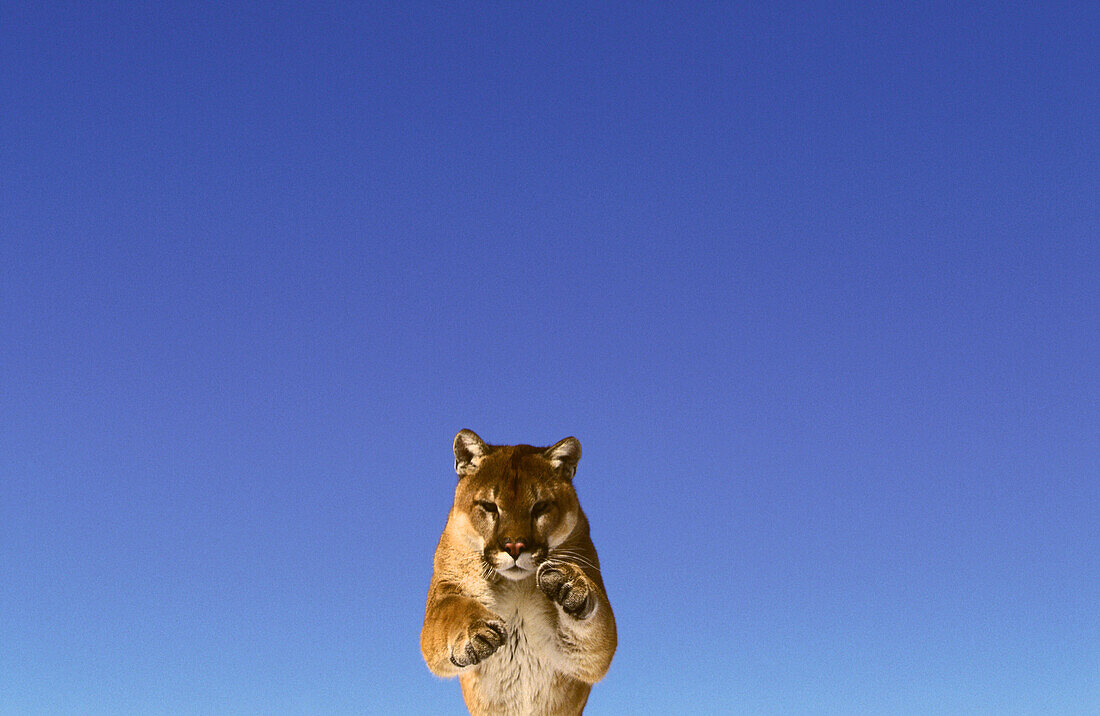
left=504, top=541, right=526, bottom=558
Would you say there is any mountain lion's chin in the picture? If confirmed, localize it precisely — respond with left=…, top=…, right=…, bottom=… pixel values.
left=497, top=566, right=533, bottom=581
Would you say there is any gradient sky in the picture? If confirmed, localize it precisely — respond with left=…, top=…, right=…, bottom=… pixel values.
left=2, top=2, right=1098, bottom=714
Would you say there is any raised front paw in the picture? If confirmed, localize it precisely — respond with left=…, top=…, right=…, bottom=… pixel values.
left=449, top=617, right=507, bottom=668
left=537, top=561, right=596, bottom=619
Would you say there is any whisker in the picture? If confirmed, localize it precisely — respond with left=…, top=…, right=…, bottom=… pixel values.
left=548, top=549, right=602, bottom=574
left=552, top=548, right=599, bottom=564
left=558, top=555, right=601, bottom=571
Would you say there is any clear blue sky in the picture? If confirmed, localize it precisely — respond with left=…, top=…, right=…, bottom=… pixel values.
left=2, top=2, right=1097, bottom=714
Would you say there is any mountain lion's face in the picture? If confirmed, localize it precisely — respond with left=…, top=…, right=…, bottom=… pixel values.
left=451, top=432, right=581, bottom=581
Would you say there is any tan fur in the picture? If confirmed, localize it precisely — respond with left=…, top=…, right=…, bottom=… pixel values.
left=422, top=431, right=617, bottom=716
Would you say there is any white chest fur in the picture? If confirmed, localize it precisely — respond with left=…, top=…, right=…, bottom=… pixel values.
left=475, top=579, right=568, bottom=713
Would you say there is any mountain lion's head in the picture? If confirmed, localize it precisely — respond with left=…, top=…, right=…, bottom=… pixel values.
left=449, top=429, right=583, bottom=581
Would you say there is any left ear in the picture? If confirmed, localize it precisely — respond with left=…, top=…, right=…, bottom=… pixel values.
left=543, top=437, right=581, bottom=480
left=454, top=429, right=490, bottom=477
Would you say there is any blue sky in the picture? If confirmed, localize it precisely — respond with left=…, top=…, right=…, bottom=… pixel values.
left=2, top=2, right=1097, bottom=713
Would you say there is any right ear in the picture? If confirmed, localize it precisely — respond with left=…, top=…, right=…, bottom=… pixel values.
left=453, top=429, right=489, bottom=477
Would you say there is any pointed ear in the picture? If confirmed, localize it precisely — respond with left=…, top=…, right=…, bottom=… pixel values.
left=453, top=429, right=489, bottom=477
left=543, top=437, right=581, bottom=480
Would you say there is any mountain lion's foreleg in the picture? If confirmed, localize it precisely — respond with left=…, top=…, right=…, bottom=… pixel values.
left=537, top=561, right=617, bottom=684
left=421, top=585, right=506, bottom=678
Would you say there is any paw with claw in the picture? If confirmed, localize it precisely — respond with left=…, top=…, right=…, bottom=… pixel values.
left=537, top=561, right=597, bottom=619
left=449, top=617, right=507, bottom=668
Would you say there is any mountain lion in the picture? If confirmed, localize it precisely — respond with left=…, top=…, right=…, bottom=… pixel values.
left=421, top=430, right=617, bottom=715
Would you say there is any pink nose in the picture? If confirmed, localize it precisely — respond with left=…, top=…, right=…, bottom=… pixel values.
left=504, top=541, right=525, bottom=558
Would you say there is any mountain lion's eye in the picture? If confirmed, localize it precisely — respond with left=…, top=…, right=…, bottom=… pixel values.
left=476, top=501, right=498, bottom=515
left=532, top=501, right=550, bottom=517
